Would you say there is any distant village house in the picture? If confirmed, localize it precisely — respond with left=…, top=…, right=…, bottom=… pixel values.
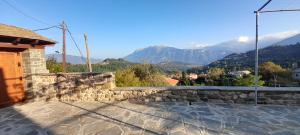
left=188, top=73, right=198, bottom=80
left=293, top=68, right=300, bottom=80
left=165, top=78, right=179, bottom=86
left=228, top=70, right=251, bottom=78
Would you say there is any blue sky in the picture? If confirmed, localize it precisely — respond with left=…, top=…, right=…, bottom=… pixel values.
left=1, top=0, right=300, bottom=58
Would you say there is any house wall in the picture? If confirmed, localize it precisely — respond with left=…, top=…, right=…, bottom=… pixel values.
left=293, top=71, right=300, bottom=80
left=21, top=48, right=50, bottom=99
left=22, top=48, right=49, bottom=74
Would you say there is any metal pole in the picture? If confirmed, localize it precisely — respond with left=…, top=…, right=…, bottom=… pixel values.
left=253, top=0, right=300, bottom=105
left=255, top=12, right=259, bottom=105
left=260, top=9, right=300, bottom=13
left=258, top=0, right=272, bottom=12
left=62, top=21, right=67, bottom=73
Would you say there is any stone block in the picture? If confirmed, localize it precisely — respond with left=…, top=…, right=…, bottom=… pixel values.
left=155, top=97, right=162, bottom=102
left=239, top=94, right=248, bottom=99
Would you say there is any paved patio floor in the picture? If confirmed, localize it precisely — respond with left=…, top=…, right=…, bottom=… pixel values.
left=0, top=101, right=299, bottom=135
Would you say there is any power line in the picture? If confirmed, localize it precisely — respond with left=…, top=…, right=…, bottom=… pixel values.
left=64, top=24, right=86, bottom=63
left=2, top=0, right=50, bottom=26
left=33, top=25, right=62, bottom=31
left=3, top=0, right=87, bottom=65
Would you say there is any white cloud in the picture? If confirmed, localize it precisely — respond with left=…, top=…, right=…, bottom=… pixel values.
left=238, top=36, right=250, bottom=43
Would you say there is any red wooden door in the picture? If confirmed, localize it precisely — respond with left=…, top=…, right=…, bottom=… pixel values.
left=0, top=50, right=24, bottom=108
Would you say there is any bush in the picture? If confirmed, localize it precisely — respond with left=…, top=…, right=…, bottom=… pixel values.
left=233, top=75, right=265, bottom=86
left=116, top=64, right=169, bottom=87
left=46, top=57, right=63, bottom=73
left=115, top=68, right=141, bottom=87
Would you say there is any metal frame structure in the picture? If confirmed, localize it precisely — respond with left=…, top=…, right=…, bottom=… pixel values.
left=254, top=0, right=300, bottom=105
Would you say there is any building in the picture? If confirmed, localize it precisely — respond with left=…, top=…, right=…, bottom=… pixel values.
left=165, top=78, right=179, bottom=86
left=293, top=68, right=300, bottom=80
left=228, top=70, right=251, bottom=78
left=188, top=73, right=198, bottom=80
left=0, top=24, right=56, bottom=107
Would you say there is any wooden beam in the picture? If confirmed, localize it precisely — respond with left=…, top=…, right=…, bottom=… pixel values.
left=0, top=42, right=45, bottom=49
left=30, top=39, right=39, bottom=45
left=12, top=38, right=21, bottom=45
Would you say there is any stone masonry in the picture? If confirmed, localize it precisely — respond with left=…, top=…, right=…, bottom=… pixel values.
left=26, top=72, right=115, bottom=101
left=21, top=48, right=50, bottom=100
left=22, top=48, right=49, bottom=74
left=28, top=73, right=300, bottom=105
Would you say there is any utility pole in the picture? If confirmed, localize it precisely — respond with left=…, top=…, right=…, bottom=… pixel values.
left=84, top=34, right=92, bottom=72
left=62, top=21, right=67, bottom=72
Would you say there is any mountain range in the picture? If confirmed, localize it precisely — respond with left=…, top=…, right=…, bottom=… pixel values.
left=124, top=32, right=300, bottom=65
left=46, top=54, right=102, bottom=64
left=206, top=43, right=300, bottom=70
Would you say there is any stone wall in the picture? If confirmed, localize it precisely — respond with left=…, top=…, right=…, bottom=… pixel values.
left=24, top=72, right=115, bottom=101
left=105, top=87, right=300, bottom=105
left=31, top=81, right=300, bottom=105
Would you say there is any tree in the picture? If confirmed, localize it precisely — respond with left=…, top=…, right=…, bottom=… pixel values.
left=259, top=62, right=285, bottom=86
left=208, top=68, right=225, bottom=80
left=115, top=68, right=141, bottom=87
left=46, top=57, right=63, bottom=73
left=115, top=64, right=169, bottom=87
left=233, top=75, right=265, bottom=86
left=205, top=68, right=225, bottom=86
left=178, top=71, right=190, bottom=86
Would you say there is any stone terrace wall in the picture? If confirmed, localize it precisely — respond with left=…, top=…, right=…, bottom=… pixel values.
left=109, top=87, right=300, bottom=105
left=24, top=72, right=115, bottom=101
left=27, top=74, right=300, bottom=105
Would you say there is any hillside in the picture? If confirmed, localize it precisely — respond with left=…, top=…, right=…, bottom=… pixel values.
left=273, top=33, right=300, bottom=46
left=66, top=58, right=196, bottom=73
left=156, top=61, right=201, bottom=73
left=67, top=58, right=136, bottom=72
left=205, top=43, right=300, bottom=71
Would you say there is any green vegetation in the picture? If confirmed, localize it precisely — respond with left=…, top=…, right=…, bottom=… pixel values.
left=205, top=68, right=226, bottom=86
left=116, top=64, right=169, bottom=87
left=68, top=58, right=135, bottom=73
left=259, top=62, right=294, bottom=86
left=186, top=67, right=265, bottom=86
left=208, top=68, right=225, bottom=80
left=46, top=58, right=169, bottom=87
left=46, top=57, right=298, bottom=87
left=233, top=75, right=265, bottom=86
left=115, top=68, right=140, bottom=87
left=178, top=71, right=190, bottom=86
left=46, top=57, right=63, bottom=73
